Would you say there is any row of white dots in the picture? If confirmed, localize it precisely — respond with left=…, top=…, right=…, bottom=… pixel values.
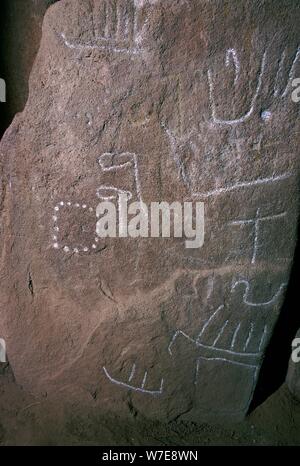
left=54, top=202, right=94, bottom=212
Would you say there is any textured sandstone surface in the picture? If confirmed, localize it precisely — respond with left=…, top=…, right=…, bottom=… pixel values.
left=0, top=0, right=299, bottom=421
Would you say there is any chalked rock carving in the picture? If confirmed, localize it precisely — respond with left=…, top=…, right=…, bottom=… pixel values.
left=0, top=0, right=299, bottom=421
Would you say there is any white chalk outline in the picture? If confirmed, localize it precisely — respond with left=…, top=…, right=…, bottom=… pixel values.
left=61, top=33, right=141, bottom=55
left=194, top=356, right=260, bottom=414
left=60, top=0, right=149, bottom=56
left=208, top=49, right=267, bottom=125
left=141, top=371, right=148, bottom=389
left=229, top=208, right=287, bottom=264
left=168, top=330, right=260, bottom=359
left=196, top=305, right=224, bottom=342
left=98, top=152, right=142, bottom=201
left=274, top=49, right=287, bottom=97
left=231, top=279, right=287, bottom=307
left=163, top=119, right=293, bottom=197
left=128, top=363, right=136, bottom=382
left=189, top=161, right=292, bottom=197
left=206, top=274, right=215, bottom=300
left=225, top=48, right=240, bottom=85
left=243, top=323, right=254, bottom=351
left=96, top=185, right=133, bottom=201
left=163, top=109, right=294, bottom=199
left=194, top=356, right=259, bottom=390
left=103, top=366, right=164, bottom=396
left=231, top=323, right=241, bottom=350
left=196, top=355, right=258, bottom=372
left=258, top=325, right=268, bottom=352
left=212, top=320, right=229, bottom=347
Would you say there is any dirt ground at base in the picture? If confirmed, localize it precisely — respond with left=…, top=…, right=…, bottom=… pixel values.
left=0, top=364, right=299, bottom=446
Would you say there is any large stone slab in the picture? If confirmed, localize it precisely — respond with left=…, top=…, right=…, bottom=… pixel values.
left=0, top=0, right=299, bottom=421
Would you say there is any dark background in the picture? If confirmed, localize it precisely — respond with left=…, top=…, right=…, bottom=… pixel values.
left=0, top=0, right=58, bottom=137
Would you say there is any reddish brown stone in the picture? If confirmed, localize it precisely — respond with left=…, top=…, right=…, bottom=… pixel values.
left=0, top=0, right=299, bottom=421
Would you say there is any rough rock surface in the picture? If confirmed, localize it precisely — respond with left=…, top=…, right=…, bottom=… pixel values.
left=0, top=0, right=299, bottom=421
left=287, top=329, right=300, bottom=401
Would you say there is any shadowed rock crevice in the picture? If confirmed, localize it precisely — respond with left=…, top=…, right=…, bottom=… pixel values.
left=250, top=212, right=300, bottom=411
left=0, top=0, right=59, bottom=138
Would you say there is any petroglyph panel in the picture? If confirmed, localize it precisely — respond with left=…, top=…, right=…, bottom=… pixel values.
left=0, top=0, right=299, bottom=422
